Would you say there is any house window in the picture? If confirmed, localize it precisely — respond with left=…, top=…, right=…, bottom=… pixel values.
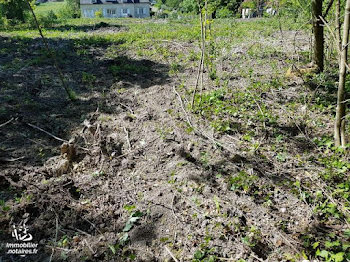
left=122, top=8, right=129, bottom=14
left=137, top=8, right=147, bottom=15
left=107, top=9, right=116, bottom=15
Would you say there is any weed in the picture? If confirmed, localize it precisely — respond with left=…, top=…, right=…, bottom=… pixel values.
left=229, top=171, right=258, bottom=193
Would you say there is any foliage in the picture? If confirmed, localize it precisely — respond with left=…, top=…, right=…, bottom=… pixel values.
left=95, top=9, right=103, bottom=18
left=59, top=0, right=80, bottom=19
left=156, top=0, right=243, bottom=15
left=215, top=7, right=233, bottom=18
left=30, top=10, right=58, bottom=28
left=0, top=0, right=31, bottom=23
left=240, top=0, right=256, bottom=9
left=179, top=0, right=198, bottom=13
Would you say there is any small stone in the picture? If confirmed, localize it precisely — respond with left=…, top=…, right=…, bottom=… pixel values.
left=280, top=207, right=286, bottom=213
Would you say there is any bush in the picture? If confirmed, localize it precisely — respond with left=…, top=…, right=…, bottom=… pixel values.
left=95, top=10, right=103, bottom=18
left=41, top=10, right=58, bottom=27
left=58, top=0, right=80, bottom=18
left=216, top=7, right=233, bottom=18
left=241, top=0, right=256, bottom=9
left=0, top=0, right=30, bottom=22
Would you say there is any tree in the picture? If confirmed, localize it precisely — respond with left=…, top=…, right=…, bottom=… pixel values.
left=60, top=0, right=81, bottom=18
left=312, top=0, right=324, bottom=72
left=334, top=0, right=350, bottom=146
left=179, top=0, right=198, bottom=13
left=0, top=0, right=30, bottom=22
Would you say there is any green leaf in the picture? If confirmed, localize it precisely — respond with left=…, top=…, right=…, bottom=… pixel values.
left=131, top=211, right=143, bottom=217
left=325, top=240, right=340, bottom=248
left=123, top=222, right=133, bottom=232
left=128, top=216, right=140, bottom=223
left=342, top=243, right=350, bottom=250
left=194, top=250, right=205, bottom=259
left=109, top=244, right=116, bottom=254
left=316, top=249, right=329, bottom=258
left=208, top=255, right=216, bottom=262
left=119, top=233, right=129, bottom=245
left=123, top=204, right=136, bottom=212
left=344, top=229, right=350, bottom=237
left=331, top=252, right=344, bottom=262
left=312, top=242, right=320, bottom=249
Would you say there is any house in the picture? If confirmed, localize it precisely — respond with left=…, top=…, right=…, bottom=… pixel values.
left=240, top=0, right=266, bottom=18
left=80, top=0, right=150, bottom=18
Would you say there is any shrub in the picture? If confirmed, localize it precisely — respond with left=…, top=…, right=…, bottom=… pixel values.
left=0, top=0, right=30, bottom=23
left=95, top=9, right=103, bottom=18
left=41, top=10, right=58, bottom=27
left=241, top=0, right=256, bottom=9
left=58, top=0, right=80, bottom=18
left=216, top=7, right=233, bottom=18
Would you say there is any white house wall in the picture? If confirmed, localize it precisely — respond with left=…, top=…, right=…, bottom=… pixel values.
left=81, top=3, right=150, bottom=18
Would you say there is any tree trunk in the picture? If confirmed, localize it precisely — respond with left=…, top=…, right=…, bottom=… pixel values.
left=336, top=0, right=341, bottom=57
left=312, top=0, right=324, bottom=72
left=334, top=0, right=350, bottom=147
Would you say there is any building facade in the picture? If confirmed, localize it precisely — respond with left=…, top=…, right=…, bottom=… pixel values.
left=80, top=0, right=150, bottom=18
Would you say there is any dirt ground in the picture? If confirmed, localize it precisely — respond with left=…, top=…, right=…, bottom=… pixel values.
left=0, top=20, right=348, bottom=262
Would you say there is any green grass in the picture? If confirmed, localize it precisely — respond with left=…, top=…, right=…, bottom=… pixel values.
left=34, top=1, right=66, bottom=17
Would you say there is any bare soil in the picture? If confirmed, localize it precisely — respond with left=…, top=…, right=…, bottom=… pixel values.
left=0, top=20, right=346, bottom=262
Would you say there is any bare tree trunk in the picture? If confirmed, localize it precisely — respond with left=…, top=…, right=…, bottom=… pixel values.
left=334, top=0, right=350, bottom=147
left=336, top=0, right=342, bottom=56
left=312, top=0, right=324, bottom=72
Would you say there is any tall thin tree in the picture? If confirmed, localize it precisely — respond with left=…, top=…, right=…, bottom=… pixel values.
left=335, top=0, right=350, bottom=146
left=312, top=0, right=324, bottom=72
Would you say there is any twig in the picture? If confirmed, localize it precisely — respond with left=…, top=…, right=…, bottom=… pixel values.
left=323, top=0, right=335, bottom=18
left=45, top=245, right=72, bottom=252
left=246, top=88, right=266, bottom=129
left=319, top=15, right=350, bottom=72
left=27, top=138, right=47, bottom=148
left=68, top=226, right=91, bottom=237
left=26, top=122, right=68, bottom=143
left=83, top=239, right=95, bottom=254
left=191, top=9, right=205, bottom=107
left=0, top=118, right=14, bottom=128
left=164, top=246, right=179, bottom=262
left=49, top=215, right=59, bottom=262
left=0, top=156, right=25, bottom=163
left=25, top=0, right=75, bottom=101
left=216, top=257, right=234, bottom=261
left=119, top=103, right=134, bottom=114
left=82, top=217, right=104, bottom=237
left=173, top=86, right=194, bottom=128
left=123, top=127, right=131, bottom=151
left=251, top=254, right=264, bottom=262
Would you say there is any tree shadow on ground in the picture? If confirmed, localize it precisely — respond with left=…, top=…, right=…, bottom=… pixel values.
left=0, top=32, right=169, bottom=260
left=44, top=21, right=127, bottom=32
left=0, top=35, right=170, bottom=167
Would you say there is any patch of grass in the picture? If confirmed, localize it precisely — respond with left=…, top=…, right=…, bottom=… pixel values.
left=34, top=1, right=66, bottom=17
